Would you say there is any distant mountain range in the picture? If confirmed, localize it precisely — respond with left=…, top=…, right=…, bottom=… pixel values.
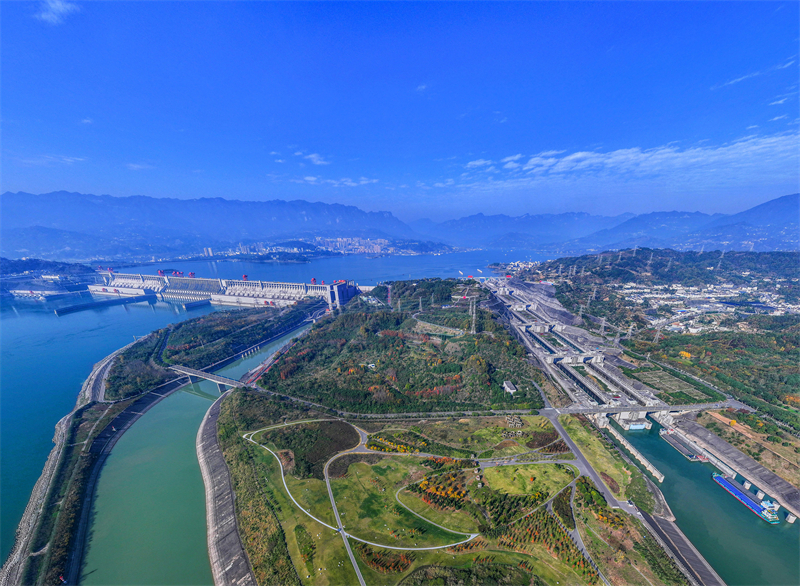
left=1, top=191, right=797, bottom=260
left=413, top=193, right=799, bottom=253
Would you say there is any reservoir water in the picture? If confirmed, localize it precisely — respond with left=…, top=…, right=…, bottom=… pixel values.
left=2, top=251, right=797, bottom=585
left=1, top=250, right=530, bottom=561
left=619, top=423, right=799, bottom=586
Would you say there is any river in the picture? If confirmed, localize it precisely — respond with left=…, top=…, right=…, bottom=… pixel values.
left=79, top=328, right=308, bottom=585
left=1, top=250, right=533, bottom=562
left=2, top=251, right=797, bottom=585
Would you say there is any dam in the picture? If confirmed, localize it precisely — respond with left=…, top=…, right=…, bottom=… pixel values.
left=88, top=272, right=358, bottom=309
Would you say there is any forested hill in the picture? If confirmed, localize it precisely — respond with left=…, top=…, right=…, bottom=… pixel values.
left=523, top=249, right=800, bottom=287
left=0, top=257, right=95, bottom=277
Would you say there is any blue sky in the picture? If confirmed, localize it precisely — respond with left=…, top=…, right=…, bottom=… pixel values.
left=2, top=1, right=798, bottom=221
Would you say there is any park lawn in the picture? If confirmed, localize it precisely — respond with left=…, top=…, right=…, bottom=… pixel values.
left=491, top=442, right=531, bottom=457
left=253, top=446, right=361, bottom=586
left=354, top=542, right=585, bottom=586
left=559, top=415, right=631, bottom=497
left=483, top=463, right=576, bottom=499
left=284, top=474, right=338, bottom=528
left=331, top=459, right=466, bottom=548
left=396, top=488, right=479, bottom=534
left=415, top=417, right=513, bottom=452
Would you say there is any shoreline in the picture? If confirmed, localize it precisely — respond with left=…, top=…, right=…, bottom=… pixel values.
left=1, top=312, right=313, bottom=584
left=196, top=391, right=257, bottom=586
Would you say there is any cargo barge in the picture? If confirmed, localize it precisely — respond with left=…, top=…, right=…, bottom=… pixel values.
left=659, top=428, right=708, bottom=462
left=712, top=473, right=780, bottom=524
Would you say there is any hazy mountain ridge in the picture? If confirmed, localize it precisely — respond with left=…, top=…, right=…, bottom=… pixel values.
left=410, top=211, right=635, bottom=248
left=552, top=194, right=799, bottom=253
left=1, top=191, right=796, bottom=260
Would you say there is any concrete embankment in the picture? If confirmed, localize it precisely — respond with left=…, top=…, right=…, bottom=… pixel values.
left=641, top=512, right=727, bottom=586
left=606, top=425, right=665, bottom=482
left=196, top=391, right=256, bottom=586
left=675, top=419, right=800, bottom=519
left=54, top=294, right=157, bottom=316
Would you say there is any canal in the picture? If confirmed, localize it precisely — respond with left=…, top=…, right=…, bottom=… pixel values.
left=619, top=423, right=800, bottom=586
left=79, top=327, right=309, bottom=585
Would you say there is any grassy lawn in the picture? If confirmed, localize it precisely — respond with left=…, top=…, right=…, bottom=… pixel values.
left=253, top=447, right=361, bottom=586
left=559, top=415, right=631, bottom=497
left=396, top=488, right=479, bottom=534
left=331, top=458, right=467, bottom=548
left=285, top=474, right=338, bottom=528
left=402, top=416, right=553, bottom=455
left=491, top=443, right=532, bottom=457
left=483, top=463, right=576, bottom=498
left=354, top=541, right=588, bottom=586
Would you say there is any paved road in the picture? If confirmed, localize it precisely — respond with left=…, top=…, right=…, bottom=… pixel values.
left=244, top=420, right=482, bottom=586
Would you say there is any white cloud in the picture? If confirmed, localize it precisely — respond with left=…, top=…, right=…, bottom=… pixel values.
left=746, top=125, right=759, bottom=129
left=452, top=132, right=799, bottom=198
left=14, top=154, right=84, bottom=166
left=714, top=58, right=797, bottom=89
left=304, top=153, right=330, bottom=165
left=81, top=118, right=92, bottom=124
left=770, top=115, right=788, bottom=121
left=501, top=154, right=523, bottom=163
left=35, top=0, right=79, bottom=25
left=416, top=84, right=427, bottom=92
left=465, top=159, right=493, bottom=168
left=770, top=98, right=788, bottom=105
left=126, top=163, right=154, bottom=171
left=270, top=151, right=280, bottom=155
left=294, top=151, right=303, bottom=156
left=503, top=161, right=520, bottom=169
left=274, top=159, right=285, bottom=163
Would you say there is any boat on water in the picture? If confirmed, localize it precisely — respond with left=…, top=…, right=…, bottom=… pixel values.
left=712, top=473, right=780, bottom=524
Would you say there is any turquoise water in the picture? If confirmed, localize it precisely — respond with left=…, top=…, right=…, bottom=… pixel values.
left=79, top=328, right=307, bottom=585
left=6, top=251, right=796, bottom=586
left=4, top=250, right=530, bottom=560
left=620, top=424, right=800, bottom=586
left=0, top=300, right=217, bottom=560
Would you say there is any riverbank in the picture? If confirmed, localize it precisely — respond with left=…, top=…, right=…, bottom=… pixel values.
left=1, top=306, right=315, bottom=584
left=197, top=391, right=256, bottom=586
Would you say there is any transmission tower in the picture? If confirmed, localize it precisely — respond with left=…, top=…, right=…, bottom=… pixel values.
left=626, top=323, right=634, bottom=339
left=419, top=297, right=423, bottom=312
left=618, top=251, right=623, bottom=262
left=646, top=252, right=654, bottom=272
left=600, top=317, right=606, bottom=336
left=632, top=245, right=638, bottom=257
left=653, top=325, right=663, bottom=344
left=469, top=298, right=477, bottom=334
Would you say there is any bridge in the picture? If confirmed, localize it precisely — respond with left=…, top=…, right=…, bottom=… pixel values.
left=169, top=365, right=245, bottom=393
left=557, top=400, right=732, bottom=416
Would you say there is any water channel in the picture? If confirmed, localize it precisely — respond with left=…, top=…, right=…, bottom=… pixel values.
left=619, top=423, right=799, bottom=586
left=80, top=328, right=308, bottom=585
left=2, top=252, right=798, bottom=585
